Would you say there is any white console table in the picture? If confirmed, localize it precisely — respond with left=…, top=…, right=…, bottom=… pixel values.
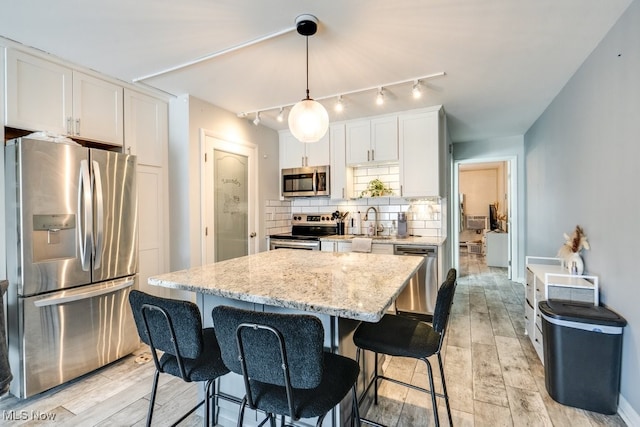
left=524, top=256, right=599, bottom=363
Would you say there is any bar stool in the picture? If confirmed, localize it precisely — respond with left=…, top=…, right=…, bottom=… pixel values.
left=129, top=290, right=232, bottom=427
left=212, top=305, right=361, bottom=427
left=353, top=268, right=457, bottom=427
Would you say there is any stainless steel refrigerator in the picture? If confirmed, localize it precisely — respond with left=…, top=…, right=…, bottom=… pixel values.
left=5, top=137, right=140, bottom=398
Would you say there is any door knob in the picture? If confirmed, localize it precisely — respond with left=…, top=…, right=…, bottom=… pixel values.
left=249, top=232, right=257, bottom=238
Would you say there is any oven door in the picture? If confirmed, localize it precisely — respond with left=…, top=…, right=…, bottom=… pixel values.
left=269, top=239, right=320, bottom=251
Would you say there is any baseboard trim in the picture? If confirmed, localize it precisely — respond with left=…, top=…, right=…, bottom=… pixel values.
left=619, top=394, right=640, bottom=427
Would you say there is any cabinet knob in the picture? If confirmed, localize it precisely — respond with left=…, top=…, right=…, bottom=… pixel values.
left=249, top=232, right=257, bottom=238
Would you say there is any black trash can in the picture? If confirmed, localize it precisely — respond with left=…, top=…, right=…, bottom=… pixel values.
left=539, top=300, right=626, bottom=415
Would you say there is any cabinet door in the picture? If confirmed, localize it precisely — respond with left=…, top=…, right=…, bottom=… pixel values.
left=5, top=49, right=72, bottom=135
left=124, top=89, right=168, bottom=166
left=345, top=120, right=370, bottom=165
left=399, top=110, right=440, bottom=197
left=279, top=130, right=306, bottom=169
left=337, top=242, right=352, bottom=252
left=72, top=71, right=123, bottom=145
left=371, top=116, right=398, bottom=163
left=371, top=243, right=393, bottom=254
left=137, top=165, right=169, bottom=297
left=304, top=131, right=330, bottom=166
left=320, top=241, right=336, bottom=252
left=329, top=124, right=353, bottom=200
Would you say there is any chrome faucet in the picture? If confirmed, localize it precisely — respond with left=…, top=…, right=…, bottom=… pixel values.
left=364, top=206, right=379, bottom=236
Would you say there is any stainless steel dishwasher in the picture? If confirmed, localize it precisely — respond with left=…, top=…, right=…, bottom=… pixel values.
left=394, top=245, right=438, bottom=321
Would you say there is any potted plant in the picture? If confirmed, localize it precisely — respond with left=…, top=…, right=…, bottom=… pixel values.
left=360, top=179, right=393, bottom=198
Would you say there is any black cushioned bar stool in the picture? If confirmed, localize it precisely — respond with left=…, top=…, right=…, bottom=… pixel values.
left=129, top=290, right=233, bottom=427
left=353, top=268, right=457, bottom=427
left=212, top=305, right=361, bottom=427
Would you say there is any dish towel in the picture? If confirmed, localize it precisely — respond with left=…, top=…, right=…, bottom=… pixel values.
left=351, top=238, right=373, bottom=253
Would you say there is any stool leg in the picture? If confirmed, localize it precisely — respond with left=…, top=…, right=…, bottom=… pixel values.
left=373, top=352, right=379, bottom=405
left=351, top=384, right=362, bottom=427
left=437, top=353, right=453, bottom=426
left=237, top=396, right=247, bottom=427
left=146, top=370, right=160, bottom=427
left=424, top=359, right=440, bottom=427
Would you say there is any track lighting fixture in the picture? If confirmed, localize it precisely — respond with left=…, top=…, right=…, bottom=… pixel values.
left=253, top=112, right=261, bottom=126
left=288, top=14, right=329, bottom=143
left=375, top=88, right=385, bottom=106
left=239, top=71, right=446, bottom=126
left=412, top=80, right=422, bottom=99
left=276, top=107, right=284, bottom=122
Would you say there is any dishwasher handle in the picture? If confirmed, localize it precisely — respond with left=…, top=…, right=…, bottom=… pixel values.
left=394, top=245, right=438, bottom=256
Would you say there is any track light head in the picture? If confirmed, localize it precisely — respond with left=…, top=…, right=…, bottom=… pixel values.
left=253, top=112, right=261, bottom=126
left=375, top=88, right=385, bottom=106
left=412, top=80, right=422, bottom=99
left=277, top=108, right=284, bottom=122
left=334, top=95, right=344, bottom=113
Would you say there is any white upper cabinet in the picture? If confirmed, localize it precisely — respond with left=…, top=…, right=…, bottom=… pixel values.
left=124, top=89, right=168, bottom=166
left=399, top=107, right=446, bottom=197
left=279, top=129, right=330, bottom=169
left=329, top=123, right=353, bottom=200
left=5, top=49, right=123, bottom=146
left=72, top=71, right=123, bottom=145
left=346, top=116, right=398, bottom=165
left=6, top=50, right=73, bottom=135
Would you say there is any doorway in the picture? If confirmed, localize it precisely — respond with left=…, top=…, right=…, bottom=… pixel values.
left=452, top=158, right=518, bottom=280
left=201, top=130, right=258, bottom=264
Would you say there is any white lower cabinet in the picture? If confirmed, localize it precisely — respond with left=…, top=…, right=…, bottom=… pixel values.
left=320, top=241, right=335, bottom=252
left=321, top=240, right=394, bottom=254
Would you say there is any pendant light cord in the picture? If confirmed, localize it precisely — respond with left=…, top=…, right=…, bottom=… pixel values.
left=305, top=36, right=310, bottom=100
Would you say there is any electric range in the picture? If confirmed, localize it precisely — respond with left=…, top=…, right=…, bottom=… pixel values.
left=268, top=213, right=338, bottom=250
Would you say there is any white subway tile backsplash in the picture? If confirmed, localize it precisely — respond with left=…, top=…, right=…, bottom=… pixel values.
left=265, top=172, right=444, bottom=237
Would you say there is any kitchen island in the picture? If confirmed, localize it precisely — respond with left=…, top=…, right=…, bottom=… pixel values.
left=149, top=249, right=424, bottom=427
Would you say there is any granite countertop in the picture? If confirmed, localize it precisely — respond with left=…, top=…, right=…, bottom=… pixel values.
left=149, top=250, right=424, bottom=322
left=320, top=234, right=446, bottom=246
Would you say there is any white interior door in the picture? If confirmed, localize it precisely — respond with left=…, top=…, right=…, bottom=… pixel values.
left=202, top=131, right=258, bottom=264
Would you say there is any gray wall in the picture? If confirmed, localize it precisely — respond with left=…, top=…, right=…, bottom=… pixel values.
left=168, top=95, right=279, bottom=271
left=525, top=0, right=639, bottom=415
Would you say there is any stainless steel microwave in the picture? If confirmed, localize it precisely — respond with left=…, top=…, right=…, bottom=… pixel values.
left=281, top=166, right=330, bottom=197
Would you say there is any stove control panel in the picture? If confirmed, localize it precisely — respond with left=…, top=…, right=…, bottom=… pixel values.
left=292, top=213, right=336, bottom=225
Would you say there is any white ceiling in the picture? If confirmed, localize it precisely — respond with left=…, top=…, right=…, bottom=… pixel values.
left=0, top=0, right=632, bottom=142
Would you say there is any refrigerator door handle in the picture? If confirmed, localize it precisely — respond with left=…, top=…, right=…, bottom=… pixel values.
left=78, top=159, right=93, bottom=271
left=33, top=277, right=135, bottom=307
left=92, top=160, right=104, bottom=270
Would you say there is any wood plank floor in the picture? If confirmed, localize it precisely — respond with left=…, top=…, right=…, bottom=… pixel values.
left=0, top=252, right=628, bottom=426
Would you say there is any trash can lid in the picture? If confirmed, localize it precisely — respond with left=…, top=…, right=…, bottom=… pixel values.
left=539, top=300, right=627, bottom=327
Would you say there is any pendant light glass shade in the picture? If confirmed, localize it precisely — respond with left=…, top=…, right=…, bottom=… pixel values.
left=288, top=98, right=329, bottom=142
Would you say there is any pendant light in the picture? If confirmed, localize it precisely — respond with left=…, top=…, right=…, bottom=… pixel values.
left=288, top=14, right=329, bottom=143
